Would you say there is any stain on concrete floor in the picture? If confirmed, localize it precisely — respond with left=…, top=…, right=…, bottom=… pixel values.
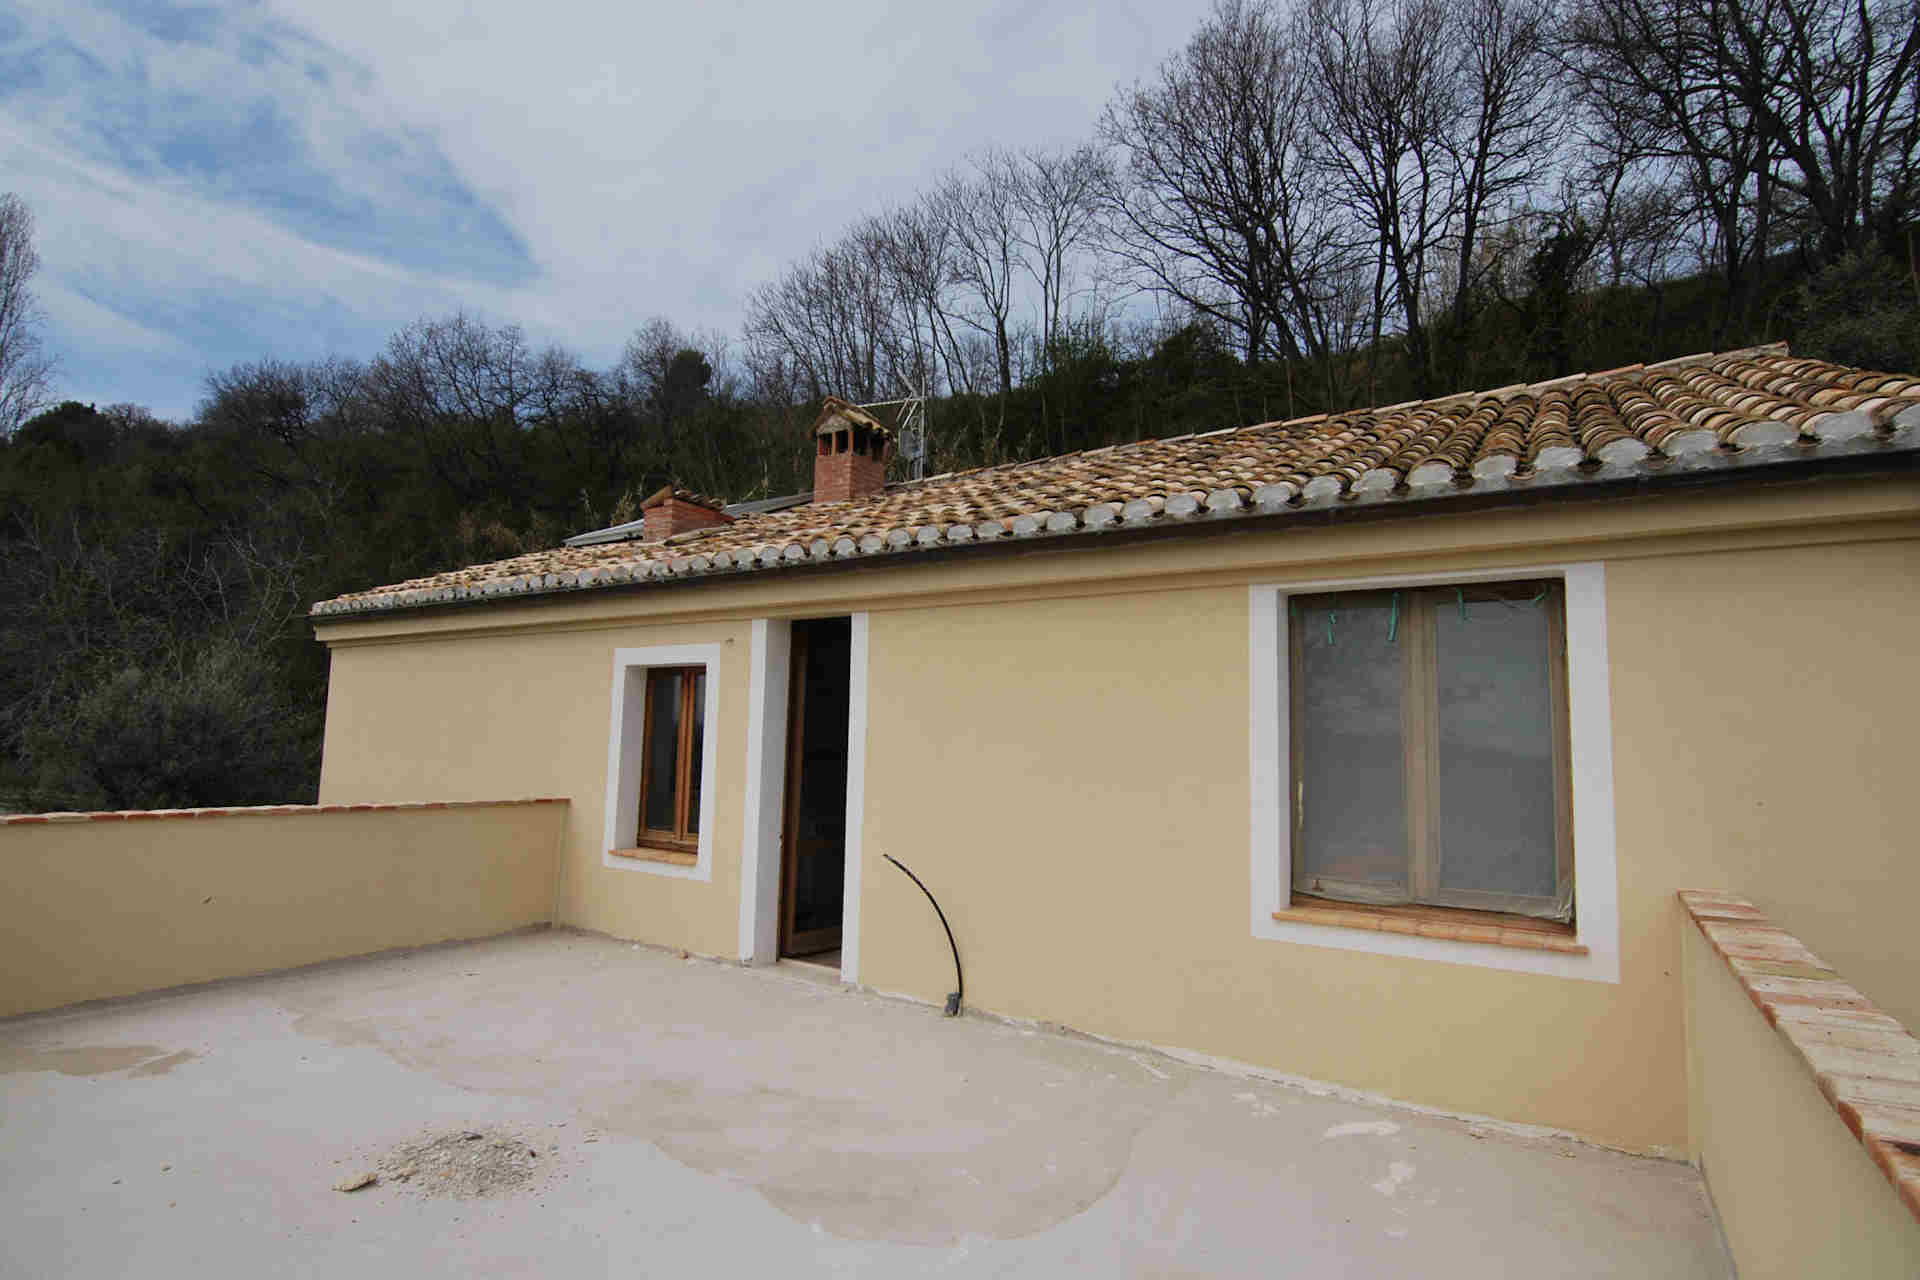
left=281, top=940, right=1177, bottom=1243
left=0, top=931, right=1732, bottom=1277
left=0, top=1044, right=197, bottom=1078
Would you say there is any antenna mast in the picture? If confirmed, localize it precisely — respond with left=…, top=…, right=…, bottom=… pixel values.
left=857, top=387, right=930, bottom=481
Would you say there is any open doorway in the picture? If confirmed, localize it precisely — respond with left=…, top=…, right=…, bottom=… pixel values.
left=780, top=616, right=851, bottom=960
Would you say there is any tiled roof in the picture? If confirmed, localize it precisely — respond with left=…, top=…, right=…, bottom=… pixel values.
left=563, top=488, right=732, bottom=547
left=313, top=346, right=1920, bottom=618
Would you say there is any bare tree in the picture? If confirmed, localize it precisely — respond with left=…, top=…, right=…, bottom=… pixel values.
left=0, top=194, right=55, bottom=436
left=364, top=313, right=578, bottom=508
left=621, top=318, right=735, bottom=425
left=858, top=200, right=1011, bottom=467
left=937, top=153, right=1025, bottom=401
left=1703, top=0, right=1916, bottom=258
left=196, top=357, right=371, bottom=525
left=1304, top=0, right=1463, bottom=398
left=1565, top=0, right=1918, bottom=329
left=1101, top=0, right=1347, bottom=384
left=1565, top=0, right=1785, bottom=335
left=1008, top=144, right=1115, bottom=370
left=743, top=237, right=896, bottom=404
left=1301, top=0, right=1559, bottom=395
left=862, top=200, right=964, bottom=398
left=201, top=357, right=368, bottom=453
left=1440, top=0, right=1560, bottom=379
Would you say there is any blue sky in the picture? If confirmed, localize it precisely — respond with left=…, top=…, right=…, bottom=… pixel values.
left=1, top=0, right=1205, bottom=420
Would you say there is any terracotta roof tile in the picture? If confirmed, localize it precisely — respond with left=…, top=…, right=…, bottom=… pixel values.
left=313, top=346, right=1920, bottom=618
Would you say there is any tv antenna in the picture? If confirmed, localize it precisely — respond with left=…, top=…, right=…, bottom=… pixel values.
left=858, top=388, right=930, bottom=481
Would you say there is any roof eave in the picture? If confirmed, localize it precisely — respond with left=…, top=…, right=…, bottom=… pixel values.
left=312, top=435, right=1919, bottom=626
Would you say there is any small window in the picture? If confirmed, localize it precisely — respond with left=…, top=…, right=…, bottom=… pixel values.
left=1289, top=580, right=1573, bottom=922
left=637, top=666, right=707, bottom=852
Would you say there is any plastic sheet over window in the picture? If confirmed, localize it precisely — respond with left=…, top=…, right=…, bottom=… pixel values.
left=1290, top=581, right=1573, bottom=922
left=1434, top=591, right=1563, bottom=910
left=1295, top=595, right=1408, bottom=905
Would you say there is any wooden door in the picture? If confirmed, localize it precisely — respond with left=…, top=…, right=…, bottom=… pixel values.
left=780, top=618, right=850, bottom=957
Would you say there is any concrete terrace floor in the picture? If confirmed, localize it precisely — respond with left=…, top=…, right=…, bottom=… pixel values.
left=1, top=930, right=1730, bottom=1278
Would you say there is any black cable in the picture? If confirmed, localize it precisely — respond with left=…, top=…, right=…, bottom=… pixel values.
left=883, top=853, right=963, bottom=1016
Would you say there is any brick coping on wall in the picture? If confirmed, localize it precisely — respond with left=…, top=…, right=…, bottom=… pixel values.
left=0, top=798, right=568, bottom=826
left=1679, top=890, right=1920, bottom=1226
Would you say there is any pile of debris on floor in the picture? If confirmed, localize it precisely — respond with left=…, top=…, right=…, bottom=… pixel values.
left=335, top=1127, right=547, bottom=1198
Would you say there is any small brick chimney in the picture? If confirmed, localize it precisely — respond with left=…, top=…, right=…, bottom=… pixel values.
left=811, top=397, right=892, bottom=504
left=639, top=486, right=734, bottom=542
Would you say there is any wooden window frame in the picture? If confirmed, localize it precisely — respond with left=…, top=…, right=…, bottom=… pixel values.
left=1287, top=579, right=1575, bottom=924
left=634, top=666, right=705, bottom=855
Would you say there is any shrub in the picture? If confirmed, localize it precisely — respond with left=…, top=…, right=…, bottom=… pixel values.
left=19, top=642, right=318, bottom=812
left=1792, top=247, right=1920, bottom=372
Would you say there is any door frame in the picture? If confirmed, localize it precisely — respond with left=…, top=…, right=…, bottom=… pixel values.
left=739, top=614, right=869, bottom=983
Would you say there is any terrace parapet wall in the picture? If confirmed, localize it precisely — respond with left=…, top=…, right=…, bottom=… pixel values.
left=1, top=798, right=569, bottom=1017
left=1679, top=889, right=1920, bottom=1278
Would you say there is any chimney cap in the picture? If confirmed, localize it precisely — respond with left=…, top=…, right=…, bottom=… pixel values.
left=639, top=484, right=732, bottom=516
left=812, top=396, right=892, bottom=439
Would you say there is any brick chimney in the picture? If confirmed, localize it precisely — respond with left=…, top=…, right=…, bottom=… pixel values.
left=640, top=486, right=734, bottom=541
left=811, top=397, right=892, bottom=504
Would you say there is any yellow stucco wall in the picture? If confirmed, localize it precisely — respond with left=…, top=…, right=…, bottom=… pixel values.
left=313, top=475, right=1919, bottom=1153
left=1682, top=923, right=1920, bottom=1277
left=1609, top=542, right=1920, bottom=1033
left=0, top=801, right=565, bottom=1017
left=857, top=533, right=1919, bottom=1154
left=320, top=618, right=753, bottom=952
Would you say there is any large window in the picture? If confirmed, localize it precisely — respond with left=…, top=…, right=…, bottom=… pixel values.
left=637, top=666, right=706, bottom=854
left=1288, top=579, right=1572, bottom=922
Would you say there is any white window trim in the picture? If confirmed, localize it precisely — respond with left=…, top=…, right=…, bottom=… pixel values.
left=1248, top=563, right=1620, bottom=982
left=602, top=643, right=723, bottom=882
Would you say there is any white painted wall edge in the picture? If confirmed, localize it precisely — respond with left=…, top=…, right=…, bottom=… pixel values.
left=841, top=612, right=871, bottom=985
left=739, top=619, right=790, bottom=963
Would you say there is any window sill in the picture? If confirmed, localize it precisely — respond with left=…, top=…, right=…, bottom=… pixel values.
left=1272, top=901, right=1588, bottom=955
left=610, top=846, right=698, bottom=867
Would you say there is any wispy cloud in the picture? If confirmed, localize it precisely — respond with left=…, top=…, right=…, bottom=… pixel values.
left=1, top=0, right=531, bottom=282
left=0, top=0, right=1203, bottom=419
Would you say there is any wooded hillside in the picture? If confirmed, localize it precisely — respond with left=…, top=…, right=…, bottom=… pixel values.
left=3, top=0, right=1915, bottom=809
